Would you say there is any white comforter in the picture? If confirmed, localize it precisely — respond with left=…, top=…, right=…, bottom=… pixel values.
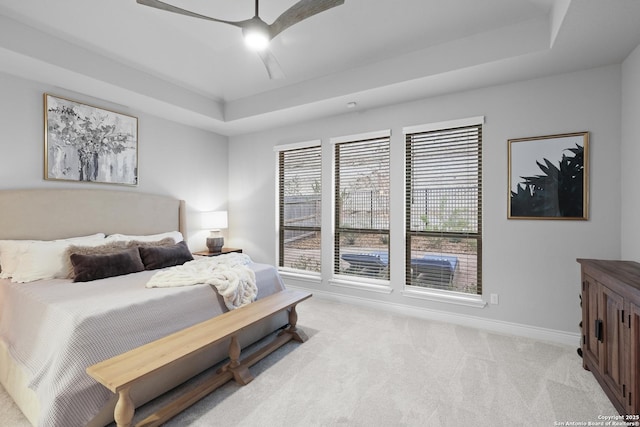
left=146, top=253, right=257, bottom=309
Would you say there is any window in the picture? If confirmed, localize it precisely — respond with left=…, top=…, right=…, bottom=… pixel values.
left=405, top=118, right=482, bottom=295
left=333, top=131, right=390, bottom=280
left=277, top=143, right=322, bottom=273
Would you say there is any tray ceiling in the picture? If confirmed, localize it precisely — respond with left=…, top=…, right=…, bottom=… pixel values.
left=1, top=0, right=639, bottom=135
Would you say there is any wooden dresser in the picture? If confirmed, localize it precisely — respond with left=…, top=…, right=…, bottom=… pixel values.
left=577, top=259, right=640, bottom=416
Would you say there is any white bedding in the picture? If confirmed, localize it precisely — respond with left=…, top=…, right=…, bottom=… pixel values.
left=0, top=262, right=286, bottom=427
left=146, top=253, right=258, bottom=309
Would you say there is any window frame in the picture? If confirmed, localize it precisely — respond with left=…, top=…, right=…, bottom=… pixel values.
left=274, top=140, right=322, bottom=275
left=404, top=117, right=484, bottom=299
left=331, top=130, right=391, bottom=285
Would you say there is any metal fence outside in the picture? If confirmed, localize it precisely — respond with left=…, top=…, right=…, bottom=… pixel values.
left=283, top=186, right=477, bottom=238
left=339, top=190, right=389, bottom=229
left=410, top=186, right=478, bottom=232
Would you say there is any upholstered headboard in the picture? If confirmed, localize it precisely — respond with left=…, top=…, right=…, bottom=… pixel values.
left=0, top=189, right=186, bottom=240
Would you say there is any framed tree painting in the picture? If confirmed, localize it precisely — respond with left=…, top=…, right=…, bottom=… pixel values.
left=508, top=132, right=589, bottom=220
left=44, top=94, right=138, bottom=185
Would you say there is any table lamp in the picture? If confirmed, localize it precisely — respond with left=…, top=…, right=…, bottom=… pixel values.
left=201, top=211, right=228, bottom=253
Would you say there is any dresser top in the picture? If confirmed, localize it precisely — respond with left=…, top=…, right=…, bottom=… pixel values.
left=577, top=258, right=640, bottom=296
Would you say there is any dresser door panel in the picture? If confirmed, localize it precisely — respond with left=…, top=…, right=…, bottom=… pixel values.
left=600, top=285, right=625, bottom=404
left=628, top=302, right=640, bottom=414
left=582, top=274, right=600, bottom=365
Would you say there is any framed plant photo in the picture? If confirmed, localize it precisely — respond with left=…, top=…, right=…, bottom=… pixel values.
left=44, top=94, right=138, bottom=185
left=508, top=131, right=589, bottom=220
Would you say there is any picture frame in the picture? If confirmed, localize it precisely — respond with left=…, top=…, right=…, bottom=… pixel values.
left=508, top=131, right=589, bottom=220
left=44, top=93, right=138, bottom=186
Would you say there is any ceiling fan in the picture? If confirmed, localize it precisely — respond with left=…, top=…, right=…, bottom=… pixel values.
left=136, top=0, right=345, bottom=79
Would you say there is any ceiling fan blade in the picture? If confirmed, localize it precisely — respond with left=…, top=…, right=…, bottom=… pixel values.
left=256, top=49, right=285, bottom=80
left=136, top=0, right=251, bottom=28
left=268, top=0, right=345, bottom=39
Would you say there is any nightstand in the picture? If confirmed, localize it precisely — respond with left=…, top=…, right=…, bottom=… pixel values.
left=192, top=248, right=243, bottom=257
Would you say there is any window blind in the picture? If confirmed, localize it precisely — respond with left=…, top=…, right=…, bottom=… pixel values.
left=334, top=134, right=390, bottom=280
left=278, top=145, right=322, bottom=273
left=405, top=123, right=482, bottom=294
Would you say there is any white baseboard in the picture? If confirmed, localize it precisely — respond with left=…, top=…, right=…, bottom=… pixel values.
left=288, top=285, right=580, bottom=347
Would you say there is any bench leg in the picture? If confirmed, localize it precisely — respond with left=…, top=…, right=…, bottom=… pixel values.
left=279, top=305, right=308, bottom=343
left=114, top=386, right=135, bottom=427
left=227, top=336, right=254, bottom=385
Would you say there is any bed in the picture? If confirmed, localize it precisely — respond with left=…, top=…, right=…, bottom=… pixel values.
left=0, top=189, right=288, bottom=427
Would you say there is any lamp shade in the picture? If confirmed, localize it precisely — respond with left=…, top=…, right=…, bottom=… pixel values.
left=201, top=211, right=228, bottom=230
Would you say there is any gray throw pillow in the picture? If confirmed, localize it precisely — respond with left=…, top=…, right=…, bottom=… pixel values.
left=65, top=237, right=175, bottom=279
left=70, top=247, right=145, bottom=282
left=139, top=240, right=194, bottom=270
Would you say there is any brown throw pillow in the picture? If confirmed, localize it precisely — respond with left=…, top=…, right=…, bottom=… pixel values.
left=65, top=241, right=127, bottom=279
left=65, top=237, right=175, bottom=279
left=71, top=247, right=145, bottom=282
left=126, top=237, right=176, bottom=249
left=139, top=241, right=194, bottom=270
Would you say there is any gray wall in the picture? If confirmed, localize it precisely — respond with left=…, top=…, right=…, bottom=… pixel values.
left=621, top=43, right=640, bottom=260
left=0, top=49, right=633, bottom=337
left=228, top=64, right=622, bottom=336
left=0, top=71, right=229, bottom=250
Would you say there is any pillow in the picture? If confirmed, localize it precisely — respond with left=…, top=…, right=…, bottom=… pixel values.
left=126, top=237, right=176, bottom=249
left=70, top=247, right=145, bottom=282
left=8, top=234, right=106, bottom=283
left=0, top=233, right=105, bottom=279
left=0, top=240, right=33, bottom=279
left=139, top=241, right=194, bottom=270
left=105, top=231, right=183, bottom=244
left=65, top=241, right=129, bottom=279
left=64, top=237, right=175, bottom=279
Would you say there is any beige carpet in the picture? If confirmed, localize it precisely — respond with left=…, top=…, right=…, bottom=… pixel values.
left=1, top=297, right=616, bottom=426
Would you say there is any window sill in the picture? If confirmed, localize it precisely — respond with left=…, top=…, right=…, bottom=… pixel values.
left=402, top=286, right=487, bottom=308
left=278, top=269, right=322, bottom=285
left=329, top=276, right=393, bottom=294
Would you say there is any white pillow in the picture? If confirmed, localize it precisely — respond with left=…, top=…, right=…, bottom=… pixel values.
left=0, top=240, right=33, bottom=279
left=7, top=234, right=105, bottom=283
left=106, top=231, right=183, bottom=244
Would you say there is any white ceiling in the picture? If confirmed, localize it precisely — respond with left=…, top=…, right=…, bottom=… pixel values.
left=1, top=0, right=640, bottom=136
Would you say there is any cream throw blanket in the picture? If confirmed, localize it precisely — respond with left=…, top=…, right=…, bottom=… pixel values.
left=145, top=253, right=257, bottom=310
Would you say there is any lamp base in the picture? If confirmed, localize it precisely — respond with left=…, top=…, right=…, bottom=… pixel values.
left=206, top=236, right=224, bottom=253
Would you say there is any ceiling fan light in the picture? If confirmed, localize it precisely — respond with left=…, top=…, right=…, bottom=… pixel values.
left=243, top=27, right=270, bottom=51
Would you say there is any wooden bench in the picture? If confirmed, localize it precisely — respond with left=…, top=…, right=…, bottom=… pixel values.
left=87, top=289, right=312, bottom=427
